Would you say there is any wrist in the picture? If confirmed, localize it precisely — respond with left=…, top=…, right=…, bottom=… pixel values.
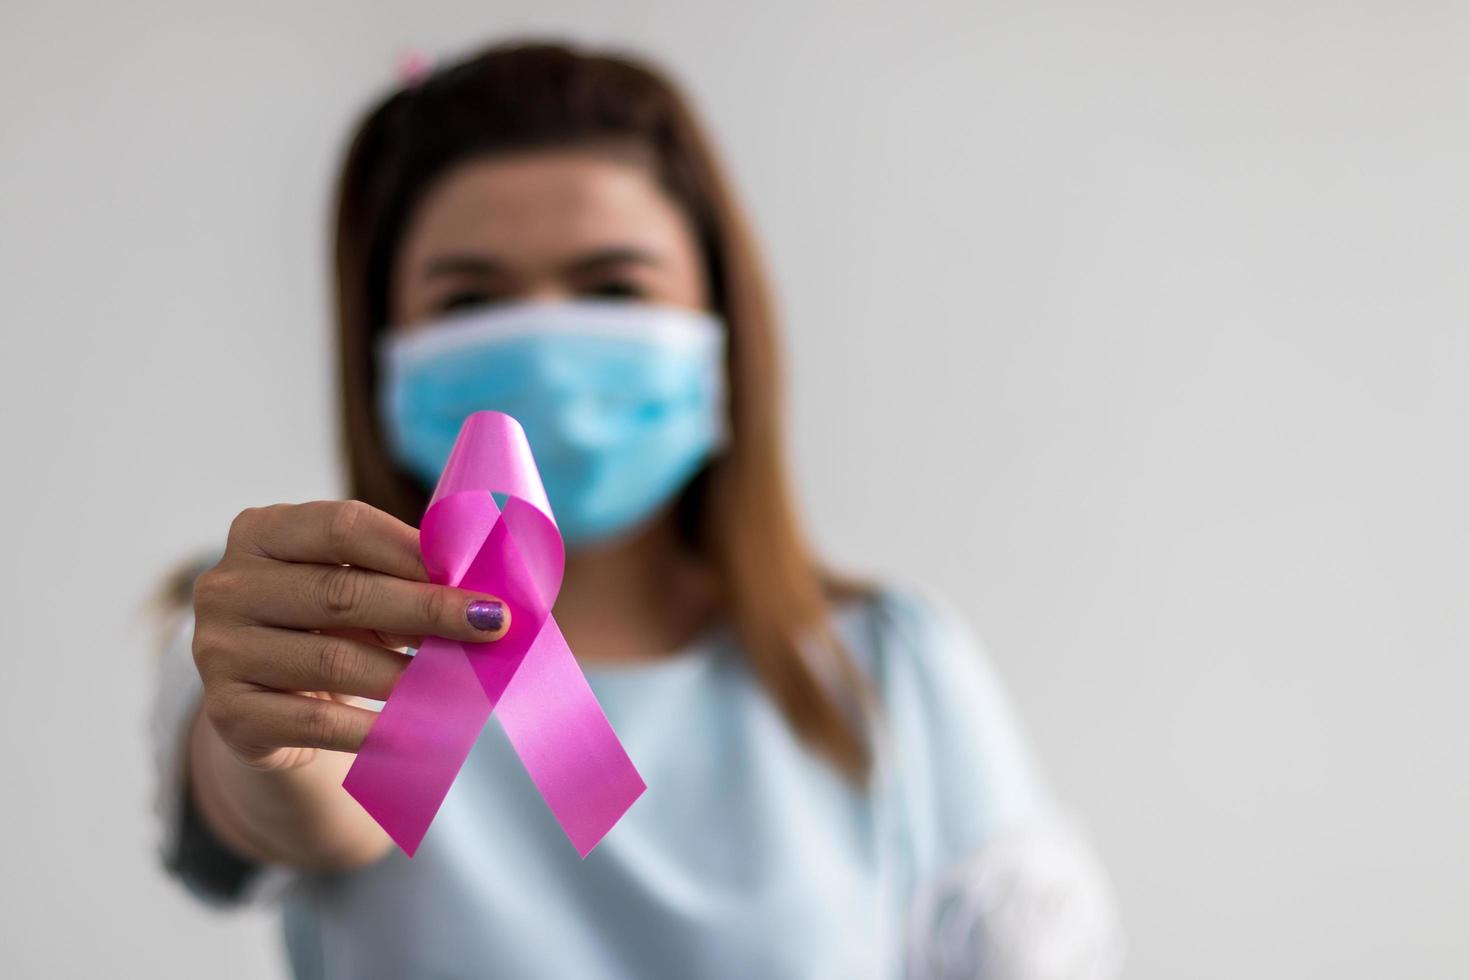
left=187, top=703, right=392, bottom=871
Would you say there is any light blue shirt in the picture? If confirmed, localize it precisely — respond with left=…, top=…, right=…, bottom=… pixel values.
left=154, top=585, right=1120, bottom=978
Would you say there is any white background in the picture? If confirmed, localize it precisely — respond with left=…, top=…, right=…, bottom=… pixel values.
left=1, top=1, right=1466, bottom=977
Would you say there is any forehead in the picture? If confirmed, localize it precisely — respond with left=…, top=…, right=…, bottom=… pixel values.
left=396, top=149, right=693, bottom=265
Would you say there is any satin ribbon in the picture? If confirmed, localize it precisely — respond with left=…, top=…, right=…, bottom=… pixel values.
left=343, top=410, right=646, bottom=857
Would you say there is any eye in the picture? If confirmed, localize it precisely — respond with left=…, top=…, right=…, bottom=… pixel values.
left=437, top=290, right=503, bottom=315
left=582, top=280, right=646, bottom=301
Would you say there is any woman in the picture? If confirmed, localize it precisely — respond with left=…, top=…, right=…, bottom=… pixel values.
left=152, top=39, right=1123, bottom=979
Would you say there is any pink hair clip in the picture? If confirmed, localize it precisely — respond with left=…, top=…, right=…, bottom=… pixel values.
left=395, top=47, right=435, bottom=87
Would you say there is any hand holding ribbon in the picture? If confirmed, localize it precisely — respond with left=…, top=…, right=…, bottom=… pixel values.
left=343, top=411, right=646, bottom=857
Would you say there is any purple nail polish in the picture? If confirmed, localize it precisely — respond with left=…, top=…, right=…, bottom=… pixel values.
left=466, top=600, right=506, bottom=633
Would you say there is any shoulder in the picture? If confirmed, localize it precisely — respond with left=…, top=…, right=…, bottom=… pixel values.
left=833, top=585, right=1127, bottom=976
left=852, top=580, right=969, bottom=646
left=832, top=579, right=1053, bottom=846
left=829, top=579, right=1006, bottom=714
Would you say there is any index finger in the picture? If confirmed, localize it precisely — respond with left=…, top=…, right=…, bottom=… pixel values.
left=238, top=501, right=428, bottom=582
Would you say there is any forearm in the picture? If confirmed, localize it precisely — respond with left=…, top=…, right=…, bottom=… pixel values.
left=187, top=703, right=392, bottom=872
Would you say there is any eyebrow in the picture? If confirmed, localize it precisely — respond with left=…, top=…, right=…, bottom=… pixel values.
left=421, top=246, right=664, bottom=280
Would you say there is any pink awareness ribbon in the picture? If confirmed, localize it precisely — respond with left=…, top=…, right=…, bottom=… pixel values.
left=342, top=410, right=646, bottom=857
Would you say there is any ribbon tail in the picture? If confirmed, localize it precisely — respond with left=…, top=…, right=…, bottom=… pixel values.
left=495, top=617, right=647, bottom=858
left=343, top=637, right=492, bottom=857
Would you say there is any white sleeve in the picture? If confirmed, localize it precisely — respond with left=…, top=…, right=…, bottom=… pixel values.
left=149, top=606, right=296, bottom=906
left=149, top=608, right=204, bottom=880
left=904, top=813, right=1125, bottom=980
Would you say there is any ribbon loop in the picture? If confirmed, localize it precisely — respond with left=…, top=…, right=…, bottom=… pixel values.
left=343, top=411, right=645, bottom=857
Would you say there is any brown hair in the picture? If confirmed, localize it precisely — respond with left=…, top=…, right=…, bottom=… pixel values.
left=333, top=40, right=874, bottom=778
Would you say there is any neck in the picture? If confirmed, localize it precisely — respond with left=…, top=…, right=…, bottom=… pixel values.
left=553, top=511, right=717, bottom=665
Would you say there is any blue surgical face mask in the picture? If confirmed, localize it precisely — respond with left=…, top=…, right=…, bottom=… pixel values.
left=378, top=298, right=728, bottom=548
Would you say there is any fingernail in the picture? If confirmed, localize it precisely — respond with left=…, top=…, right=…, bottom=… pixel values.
left=466, top=599, right=506, bottom=633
